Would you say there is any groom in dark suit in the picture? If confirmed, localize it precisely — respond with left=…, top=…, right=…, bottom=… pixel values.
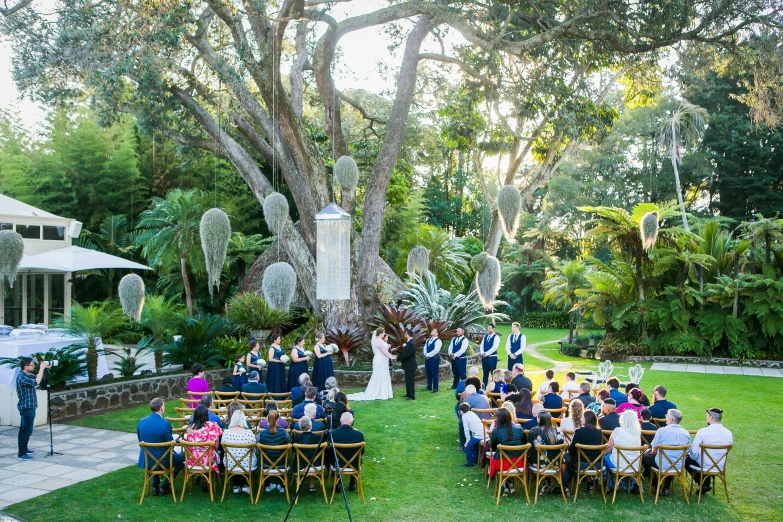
left=399, top=328, right=417, bottom=400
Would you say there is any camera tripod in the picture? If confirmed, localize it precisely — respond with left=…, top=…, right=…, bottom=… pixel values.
left=42, top=367, right=62, bottom=458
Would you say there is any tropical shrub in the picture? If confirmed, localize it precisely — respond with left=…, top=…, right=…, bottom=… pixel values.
left=161, top=314, right=235, bottom=369
left=368, top=305, right=427, bottom=349
left=559, top=342, right=582, bottom=357
left=215, top=336, right=248, bottom=370
left=225, top=292, right=292, bottom=332
left=515, top=311, right=570, bottom=329
left=111, top=336, right=154, bottom=377
left=0, top=345, right=87, bottom=389
left=141, top=295, right=185, bottom=373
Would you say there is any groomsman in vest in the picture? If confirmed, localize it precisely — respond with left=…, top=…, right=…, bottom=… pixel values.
left=423, top=328, right=442, bottom=393
left=480, top=325, right=499, bottom=389
left=506, top=322, right=526, bottom=370
left=448, top=327, right=468, bottom=389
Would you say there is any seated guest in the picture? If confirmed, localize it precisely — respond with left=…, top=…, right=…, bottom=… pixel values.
left=617, top=388, right=645, bottom=418
left=500, top=401, right=518, bottom=425
left=463, top=385, right=491, bottom=418
left=625, top=383, right=650, bottom=406
left=317, top=376, right=338, bottom=404
left=216, top=376, right=236, bottom=394
left=563, top=410, right=603, bottom=495
left=222, top=409, right=257, bottom=495
left=487, top=369, right=506, bottom=394
left=527, top=411, right=565, bottom=495
left=648, top=385, right=677, bottom=420
left=257, top=410, right=291, bottom=494
left=291, top=374, right=313, bottom=405
left=503, top=371, right=514, bottom=388
left=187, top=364, right=210, bottom=407
left=642, top=409, right=691, bottom=495
left=488, top=409, right=526, bottom=497
left=331, top=412, right=364, bottom=493
left=183, top=405, right=222, bottom=483
left=465, top=366, right=484, bottom=395
left=191, top=394, right=221, bottom=425
left=686, top=407, right=733, bottom=494
left=510, top=364, right=533, bottom=392
left=328, top=391, right=354, bottom=430
left=293, top=416, right=323, bottom=493
left=460, top=402, right=485, bottom=467
left=258, top=401, right=288, bottom=430
left=293, top=403, right=326, bottom=431
left=560, top=399, right=584, bottom=432
left=607, top=377, right=628, bottom=406
left=640, top=408, right=657, bottom=445
left=576, top=382, right=596, bottom=408
left=606, top=410, right=642, bottom=492
left=137, top=398, right=184, bottom=496
left=538, top=369, right=555, bottom=396
left=223, top=400, right=251, bottom=430
left=598, top=399, right=620, bottom=430
left=588, top=389, right=609, bottom=416
left=501, top=384, right=519, bottom=402
left=242, top=371, right=267, bottom=396
left=560, top=372, right=579, bottom=399
left=541, top=382, right=564, bottom=415
left=514, top=389, right=537, bottom=429
left=291, top=387, right=326, bottom=421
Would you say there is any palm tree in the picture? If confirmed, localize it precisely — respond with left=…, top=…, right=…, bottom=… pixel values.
left=136, top=189, right=208, bottom=315
left=52, top=303, right=127, bottom=383
left=141, top=295, right=185, bottom=373
left=394, top=225, right=471, bottom=291
left=542, top=260, right=589, bottom=342
left=74, top=215, right=140, bottom=298
left=745, top=214, right=783, bottom=265
left=660, top=102, right=709, bottom=232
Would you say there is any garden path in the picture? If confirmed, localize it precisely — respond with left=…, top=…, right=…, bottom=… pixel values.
left=0, top=423, right=137, bottom=508
left=649, top=362, right=783, bottom=377
left=524, top=340, right=574, bottom=372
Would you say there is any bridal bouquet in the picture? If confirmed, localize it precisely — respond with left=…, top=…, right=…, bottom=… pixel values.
left=280, top=354, right=290, bottom=364
left=238, top=367, right=246, bottom=374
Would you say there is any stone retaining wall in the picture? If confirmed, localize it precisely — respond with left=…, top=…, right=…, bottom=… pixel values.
left=50, top=354, right=483, bottom=422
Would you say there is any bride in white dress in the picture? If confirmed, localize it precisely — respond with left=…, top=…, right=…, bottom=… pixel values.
left=347, top=328, right=397, bottom=401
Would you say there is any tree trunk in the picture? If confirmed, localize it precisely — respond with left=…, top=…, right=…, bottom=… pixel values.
left=86, top=343, right=98, bottom=383
left=180, top=254, right=194, bottom=316
left=568, top=310, right=575, bottom=343
left=670, top=123, right=690, bottom=232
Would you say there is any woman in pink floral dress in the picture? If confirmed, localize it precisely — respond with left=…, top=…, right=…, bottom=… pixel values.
left=184, top=405, right=223, bottom=473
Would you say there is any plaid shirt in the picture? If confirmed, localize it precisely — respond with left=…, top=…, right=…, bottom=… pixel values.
left=16, top=371, right=38, bottom=411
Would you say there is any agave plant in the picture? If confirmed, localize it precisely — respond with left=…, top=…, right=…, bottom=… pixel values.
left=111, top=335, right=154, bottom=377
left=324, top=325, right=365, bottom=366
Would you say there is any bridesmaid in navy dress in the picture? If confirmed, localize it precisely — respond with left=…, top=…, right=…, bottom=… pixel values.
left=265, top=333, right=287, bottom=394
left=311, top=332, right=334, bottom=392
left=286, top=336, right=311, bottom=392
left=246, top=340, right=264, bottom=383
left=231, top=354, right=246, bottom=392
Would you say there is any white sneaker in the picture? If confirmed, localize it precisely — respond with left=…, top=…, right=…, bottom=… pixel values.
left=232, top=486, right=240, bottom=494
left=241, top=486, right=251, bottom=494
left=265, top=484, right=275, bottom=493
left=277, top=484, right=285, bottom=493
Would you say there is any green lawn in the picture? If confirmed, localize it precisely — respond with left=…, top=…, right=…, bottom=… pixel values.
left=7, top=328, right=782, bottom=521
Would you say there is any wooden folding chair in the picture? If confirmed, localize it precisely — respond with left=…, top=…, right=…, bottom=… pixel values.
left=221, top=442, right=257, bottom=503
left=565, top=389, right=581, bottom=401
left=649, top=444, right=690, bottom=504
left=528, top=443, right=568, bottom=504
left=472, top=407, right=498, bottom=418
left=487, top=392, right=503, bottom=408
left=494, top=444, right=531, bottom=505
left=652, top=417, right=667, bottom=428
left=267, top=392, right=292, bottom=403
left=330, top=442, right=366, bottom=503
left=215, top=391, right=240, bottom=401
left=256, top=443, right=292, bottom=503
left=641, top=429, right=657, bottom=447
left=212, top=399, right=234, bottom=409
left=481, top=419, right=494, bottom=488
left=171, top=427, right=187, bottom=451
left=240, top=392, right=267, bottom=409
left=562, top=429, right=574, bottom=446
left=689, top=443, right=732, bottom=503
left=180, top=440, right=218, bottom=502
left=166, top=416, right=189, bottom=428
left=601, top=430, right=613, bottom=444
left=175, top=407, right=195, bottom=418
left=293, top=442, right=329, bottom=504
left=610, top=445, right=647, bottom=503
left=573, top=444, right=608, bottom=504
left=276, top=401, right=293, bottom=411
left=185, top=391, right=211, bottom=408
left=138, top=441, right=178, bottom=504
left=243, top=408, right=266, bottom=420
left=545, top=407, right=566, bottom=419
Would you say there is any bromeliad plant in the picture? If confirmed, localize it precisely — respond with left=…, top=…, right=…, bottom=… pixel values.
left=324, top=325, right=364, bottom=366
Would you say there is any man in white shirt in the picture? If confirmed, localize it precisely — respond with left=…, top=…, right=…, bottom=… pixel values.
left=686, top=407, right=733, bottom=494
left=448, top=327, right=468, bottom=389
left=505, top=322, right=526, bottom=370
left=423, top=328, right=442, bottom=393
left=460, top=402, right=485, bottom=467
left=480, top=325, right=499, bottom=388
left=560, top=371, right=580, bottom=399
left=538, top=369, right=555, bottom=396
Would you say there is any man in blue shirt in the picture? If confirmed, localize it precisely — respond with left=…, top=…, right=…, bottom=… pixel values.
left=291, top=387, right=325, bottom=421
left=607, top=377, right=628, bottom=406
left=16, top=357, right=48, bottom=461
left=648, top=385, right=677, bottom=420
left=642, top=408, right=691, bottom=496
left=138, top=398, right=185, bottom=496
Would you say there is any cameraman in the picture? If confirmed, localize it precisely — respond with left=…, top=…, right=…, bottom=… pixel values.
left=16, top=357, right=48, bottom=461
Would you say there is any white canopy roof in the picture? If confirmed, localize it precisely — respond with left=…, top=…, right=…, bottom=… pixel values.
left=0, top=194, right=68, bottom=220
left=20, top=246, right=150, bottom=272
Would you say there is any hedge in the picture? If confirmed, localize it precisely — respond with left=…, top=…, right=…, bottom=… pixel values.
left=559, top=342, right=582, bottom=357
left=516, top=311, right=570, bottom=329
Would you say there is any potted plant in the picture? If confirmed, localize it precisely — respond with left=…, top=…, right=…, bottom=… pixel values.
left=226, top=292, right=292, bottom=342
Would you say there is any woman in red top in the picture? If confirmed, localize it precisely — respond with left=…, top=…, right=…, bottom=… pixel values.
left=184, top=405, right=223, bottom=473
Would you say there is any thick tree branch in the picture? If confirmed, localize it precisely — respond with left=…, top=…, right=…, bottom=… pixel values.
left=337, top=90, right=387, bottom=125
left=0, top=0, right=32, bottom=17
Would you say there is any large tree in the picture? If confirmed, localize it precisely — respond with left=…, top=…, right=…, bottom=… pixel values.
left=6, top=0, right=781, bottom=325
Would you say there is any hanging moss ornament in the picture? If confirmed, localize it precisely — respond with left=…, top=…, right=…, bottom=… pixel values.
left=334, top=156, right=359, bottom=191
left=497, top=185, right=522, bottom=241
left=406, top=246, right=429, bottom=277
left=200, top=208, right=232, bottom=297
left=118, top=274, right=145, bottom=322
left=640, top=212, right=659, bottom=250
left=475, top=252, right=501, bottom=310
left=470, top=251, right=489, bottom=273
left=262, top=261, right=297, bottom=311
left=0, top=230, right=24, bottom=287
left=263, top=192, right=290, bottom=236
